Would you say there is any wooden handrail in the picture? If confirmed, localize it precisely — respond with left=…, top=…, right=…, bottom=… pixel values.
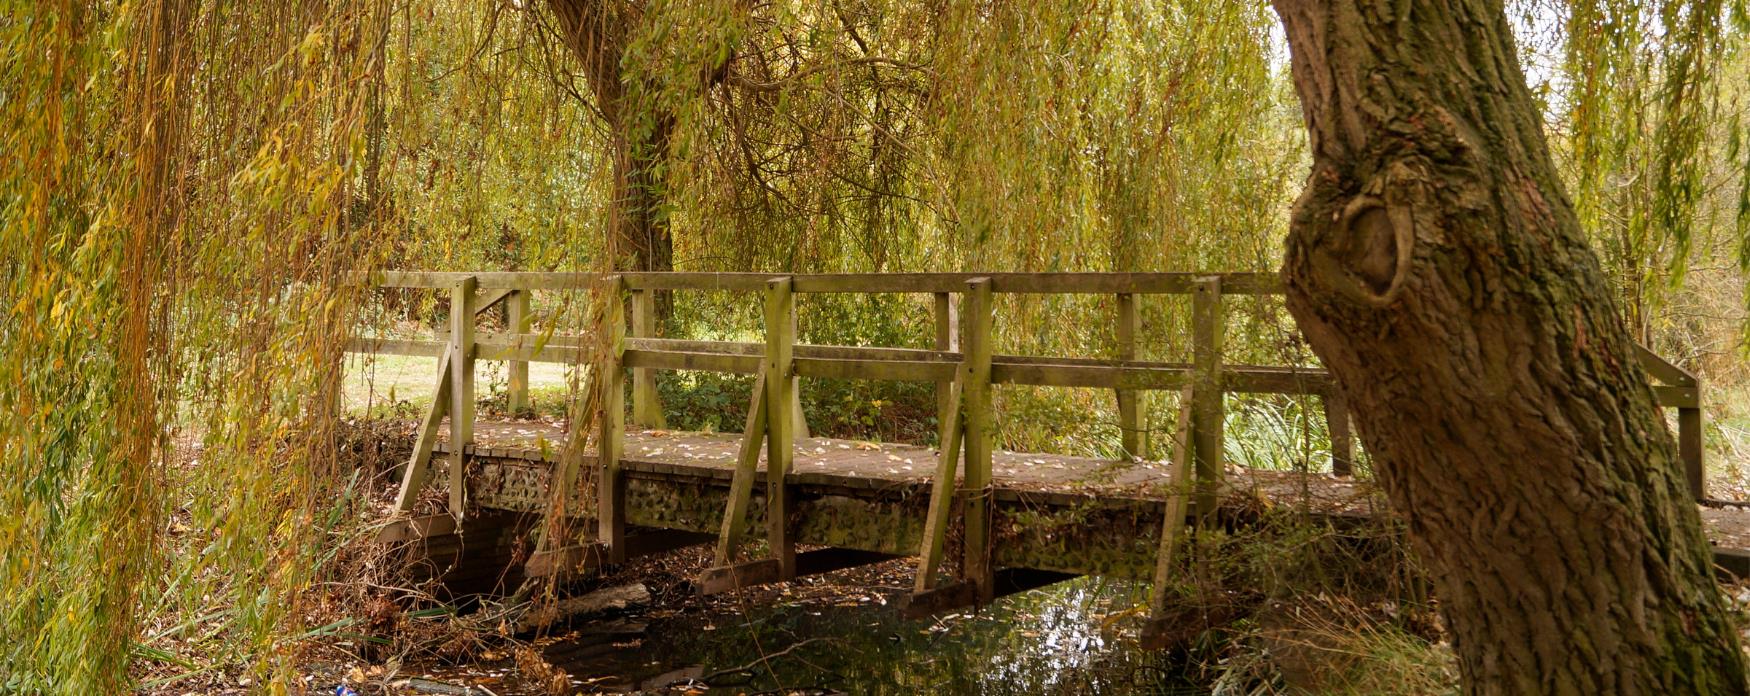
left=347, top=333, right=1700, bottom=407
left=369, top=270, right=1285, bottom=294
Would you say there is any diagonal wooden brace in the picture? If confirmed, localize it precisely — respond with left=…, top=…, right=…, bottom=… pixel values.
left=912, top=384, right=964, bottom=593
left=712, top=373, right=768, bottom=566
left=392, top=351, right=453, bottom=515
left=1142, top=387, right=1198, bottom=649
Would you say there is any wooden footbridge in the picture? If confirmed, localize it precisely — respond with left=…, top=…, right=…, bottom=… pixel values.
left=348, top=271, right=1733, bottom=637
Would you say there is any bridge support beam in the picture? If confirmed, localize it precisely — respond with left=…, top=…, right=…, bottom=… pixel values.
left=909, top=289, right=967, bottom=599
left=961, top=278, right=996, bottom=603
left=630, top=289, right=665, bottom=429
left=448, top=276, right=477, bottom=520
left=1115, top=292, right=1147, bottom=460
left=1324, top=388, right=1354, bottom=477
left=393, top=351, right=452, bottom=514
left=934, top=292, right=958, bottom=448
left=1681, top=405, right=1705, bottom=500
left=598, top=275, right=628, bottom=562
left=763, top=277, right=798, bottom=579
left=506, top=289, right=531, bottom=416
left=912, top=384, right=963, bottom=593
left=1190, top=276, right=1224, bottom=521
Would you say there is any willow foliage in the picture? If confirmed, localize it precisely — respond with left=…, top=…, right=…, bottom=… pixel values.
left=639, top=0, right=1302, bottom=276
left=386, top=1, right=607, bottom=274
left=1524, top=0, right=1750, bottom=344
left=3, top=0, right=392, bottom=691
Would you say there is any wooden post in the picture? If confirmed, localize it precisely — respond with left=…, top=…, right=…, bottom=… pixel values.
left=1631, top=345, right=1704, bottom=499
left=1324, top=389, right=1354, bottom=476
left=448, top=276, right=477, bottom=520
left=1190, top=276, right=1224, bottom=521
left=630, top=289, right=666, bottom=428
left=1680, top=405, right=1705, bottom=500
left=934, top=292, right=959, bottom=448
left=506, top=289, right=531, bottom=416
left=764, top=278, right=798, bottom=579
left=791, top=379, right=810, bottom=440
left=961, top=278, right=995, bottom=601
left=598, top=276, right=627, bottom=562
left=1115, top=292, right=1146, bottom=460
left=713, top=374, right=768, bottom=566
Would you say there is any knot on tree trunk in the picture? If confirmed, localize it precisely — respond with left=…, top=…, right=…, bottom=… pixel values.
left=1296, top=159, right=1428, bottom=308
left=1314, top=193, right=1413, bottom=306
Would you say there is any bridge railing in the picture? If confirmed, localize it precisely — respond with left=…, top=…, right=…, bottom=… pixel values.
left=347, top=271, right=1706, bottom=592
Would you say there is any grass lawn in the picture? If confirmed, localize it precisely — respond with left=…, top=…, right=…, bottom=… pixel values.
left=342, top=352, right=583, bottom=418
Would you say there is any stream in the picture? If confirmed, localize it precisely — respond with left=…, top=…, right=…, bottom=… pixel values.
left=539, top=571, right=1208, bottom=695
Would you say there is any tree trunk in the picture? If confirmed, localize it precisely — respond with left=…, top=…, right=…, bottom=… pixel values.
left=609, top=112, right=676, bottom=275
left=547, top=0, right=676, bottom=278
left=1270, top=0, right=1746, bottom=692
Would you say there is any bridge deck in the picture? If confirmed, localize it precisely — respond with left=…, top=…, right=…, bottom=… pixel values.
left=442, top=420, right=1368, bottom=508
left=419, top=419, right=1750, bottom=571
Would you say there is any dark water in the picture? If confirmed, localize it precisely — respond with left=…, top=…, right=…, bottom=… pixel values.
left=547, top=576, right=1207, bottom=695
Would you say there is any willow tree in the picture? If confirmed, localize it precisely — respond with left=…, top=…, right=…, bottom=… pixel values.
left=1271, top=0, right=1746, bottom=691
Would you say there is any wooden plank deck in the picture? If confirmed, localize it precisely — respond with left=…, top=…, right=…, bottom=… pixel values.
left=433, top=420, right=1373, bottom=509
left=414, top=419, right=1750, bottom=577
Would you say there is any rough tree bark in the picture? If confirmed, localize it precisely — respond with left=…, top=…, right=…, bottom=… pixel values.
left=1270, top=0, right=1747, bottom=692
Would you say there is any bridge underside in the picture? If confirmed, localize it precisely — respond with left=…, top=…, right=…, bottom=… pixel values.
left=384, top=420, right=1750, bottom=589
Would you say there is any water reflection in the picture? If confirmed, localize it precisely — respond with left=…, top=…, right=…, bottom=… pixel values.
left=549, top=576, right=1207, bottom=694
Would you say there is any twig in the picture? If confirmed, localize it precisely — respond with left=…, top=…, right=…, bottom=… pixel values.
left=700, top=637, right=844, bottom=685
